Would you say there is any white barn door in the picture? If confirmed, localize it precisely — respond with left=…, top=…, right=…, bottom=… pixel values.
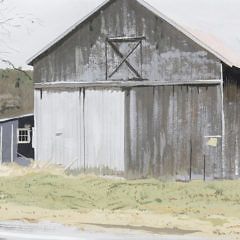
left=34, top=88, right=125, bottom=173
left=34, top=89, right=85, bottom=169
left=84, top=89, right=125, bottom=173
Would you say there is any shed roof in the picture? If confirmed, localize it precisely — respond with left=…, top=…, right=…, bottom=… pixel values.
left=27, top=0, right=240, bottom=68
left=0, top=113, right=34, bottom=124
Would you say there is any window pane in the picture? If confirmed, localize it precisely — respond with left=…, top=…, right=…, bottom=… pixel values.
left=18, top=129, right=30, bottom=143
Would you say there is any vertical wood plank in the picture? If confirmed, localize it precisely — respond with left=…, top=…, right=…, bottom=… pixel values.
left=11, top=124, right=14, bottom=163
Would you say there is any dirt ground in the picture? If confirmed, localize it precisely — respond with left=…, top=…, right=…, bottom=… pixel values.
left=0, top=164, right=239, bottom=239
left=0, top=204, right=239, bottom=239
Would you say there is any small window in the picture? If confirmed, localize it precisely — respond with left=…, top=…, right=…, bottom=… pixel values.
left=17, top=128, right=31, bottom=144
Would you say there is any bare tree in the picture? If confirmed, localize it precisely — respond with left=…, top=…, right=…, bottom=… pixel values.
left=0, top=0, right=37, bottom=76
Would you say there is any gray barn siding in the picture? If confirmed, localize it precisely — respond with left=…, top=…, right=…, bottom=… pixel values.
left=223, top=65, right=240, bottom=179
left=34, top=85, right=222, bottom=180
left=125, top=85, right=222, bottom=180
left=0, top=120, right=18, bottom=163
left=33, top=0, right=221, bottom=83
left=31, top=0, right=230, bottom=180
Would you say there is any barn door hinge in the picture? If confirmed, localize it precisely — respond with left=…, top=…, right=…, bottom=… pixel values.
left=105, top=36, right=145, bottom=81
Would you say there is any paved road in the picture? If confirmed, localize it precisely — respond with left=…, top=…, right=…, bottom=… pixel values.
left=0, top=221, right=222, bottom=240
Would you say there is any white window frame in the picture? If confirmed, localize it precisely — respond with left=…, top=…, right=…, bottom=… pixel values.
left=17, top=128, right=31, bottom=144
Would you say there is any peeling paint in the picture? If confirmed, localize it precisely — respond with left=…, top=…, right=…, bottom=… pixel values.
left=125, top=85, right=222, bottom=180
left=33, top=0, right=221, bottom=83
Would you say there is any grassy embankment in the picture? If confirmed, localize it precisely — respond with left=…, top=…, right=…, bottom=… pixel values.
left=0, top=165, right=239, bottom=238
left=0, top=170, right=239, bottom=217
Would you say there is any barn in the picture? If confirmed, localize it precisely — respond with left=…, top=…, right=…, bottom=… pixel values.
left=28, top=0, right=240, bottom=180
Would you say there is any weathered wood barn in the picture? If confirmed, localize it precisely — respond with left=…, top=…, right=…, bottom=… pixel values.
left=28, top=0, right=240, bottom=180
left=0, top=114, right=34, bottom=166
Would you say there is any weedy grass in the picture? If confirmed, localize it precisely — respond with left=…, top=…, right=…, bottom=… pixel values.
left=0, top=165, right=239, bottom=220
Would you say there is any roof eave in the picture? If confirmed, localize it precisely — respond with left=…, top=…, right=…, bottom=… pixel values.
left=26, top=0, right=111, bottom=66
left=137, top=0, right=234, bottom=67
left=27, top=0, right=235, bottom=67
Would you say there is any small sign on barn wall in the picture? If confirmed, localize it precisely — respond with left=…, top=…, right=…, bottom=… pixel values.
left=205, top=136, right=222, bottom=147
left=207, top=138, right=218, bottom=147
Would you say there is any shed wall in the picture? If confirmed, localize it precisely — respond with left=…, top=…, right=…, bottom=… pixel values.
left=125, top=85, right=222, bottom=180
left=0, top=120, right=18, bottom=163
left=33, top=0, right=221, bottom=83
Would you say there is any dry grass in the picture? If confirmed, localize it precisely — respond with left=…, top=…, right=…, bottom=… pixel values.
left=0, top=164, right=239, bottom=238
left=0, top=163, right=239, bottom=219
left=0, top=162, right=64, bottom=177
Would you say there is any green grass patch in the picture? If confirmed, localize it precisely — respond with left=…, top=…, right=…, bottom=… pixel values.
left=0, top=173, right=239, bottom=218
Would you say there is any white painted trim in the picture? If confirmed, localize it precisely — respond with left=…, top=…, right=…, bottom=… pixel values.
left=34, top=80, right=222, bottom=89
left=32, top=127, right=36, bottom=149
left=17, top=128, right=31, bottom=144
left=0, top=113, right=34, bottom=123
left=220, top=63, right=226, bottom=178
left=27, top=0, right=234, bottom=67
left=11, top=124, right=14, bottom=163
left=204, top=135, right=222, bottom=138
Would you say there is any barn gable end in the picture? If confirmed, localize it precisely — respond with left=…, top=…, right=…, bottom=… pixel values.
left=33, top=0, right=222, bottom=84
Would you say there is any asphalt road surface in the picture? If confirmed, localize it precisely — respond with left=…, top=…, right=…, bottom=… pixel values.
left=0, top=221, right=224, bottom=240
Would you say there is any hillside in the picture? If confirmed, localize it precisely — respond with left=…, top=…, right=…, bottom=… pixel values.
left=0, top=68, right=33, bottom=119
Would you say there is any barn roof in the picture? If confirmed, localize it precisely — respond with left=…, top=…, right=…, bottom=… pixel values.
left=27, top=0, right=240, bottom=68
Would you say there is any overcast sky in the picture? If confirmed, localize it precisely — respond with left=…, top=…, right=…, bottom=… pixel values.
left=1, top=0, right=240, bottom=69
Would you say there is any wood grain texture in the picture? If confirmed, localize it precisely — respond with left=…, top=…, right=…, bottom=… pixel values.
left=125, top=85, right=222, bottom=180
left=33, top=0, right=221, bottom=84
left=223, top=64, right=240, bottom=179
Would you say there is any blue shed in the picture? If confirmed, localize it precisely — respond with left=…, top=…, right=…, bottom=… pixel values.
left=0, top=113, right=34, bottom=165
